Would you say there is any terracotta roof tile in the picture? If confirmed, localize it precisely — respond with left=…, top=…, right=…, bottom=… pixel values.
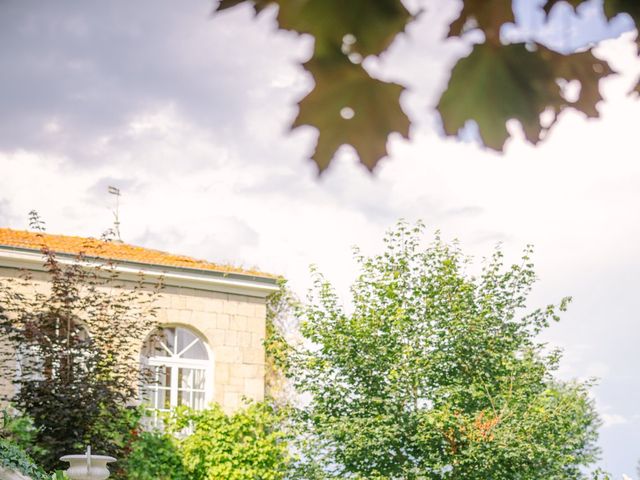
left=0, top=228, right=276, bottom=279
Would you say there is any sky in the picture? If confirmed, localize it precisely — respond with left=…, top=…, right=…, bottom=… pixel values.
left=0, top=0, right=639, bottom=476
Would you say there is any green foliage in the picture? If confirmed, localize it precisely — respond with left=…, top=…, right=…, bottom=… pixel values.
left=437, top=43, right=612, bottom=150
left=591, top=467, right=612, bottom=480
left=91, top=405, right=145, bottom=479
left=0, top=401, right=292, bottom=480
left=0, top=223, right=161, bottom=470
left=265, top=278, right=298, bottom=402
left=216, top=0, right=640, bottom=172
left=167, top=403, right=291, bottom=480
left=1, top=409, right=40, bottom=452
left=0, top=409, right=49, bottom=479
left=220, top=0, right=411, bottom=58
left=288, top=221, right=603, bottom=479
left=120, top=401, right=292, bottom=480
left=0, top=438, right=49, bottom=480
left=122, top=429, right=188, bottom=480
left=293, top=54, right=408, bottom=172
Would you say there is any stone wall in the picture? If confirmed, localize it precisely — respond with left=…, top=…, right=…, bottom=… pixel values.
left=0, top=266, right=267, bottom=412
left=154, top=285, right=267, bottom=411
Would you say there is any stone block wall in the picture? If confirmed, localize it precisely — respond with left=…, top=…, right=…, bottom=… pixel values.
left=0, top=267, right=268, bottom=413
left=153, top=286, right=267, bottom=411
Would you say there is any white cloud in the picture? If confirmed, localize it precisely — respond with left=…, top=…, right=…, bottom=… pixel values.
left=602, top=413, right=629, bottom=428
left=1, top=1, right=639, bottom=476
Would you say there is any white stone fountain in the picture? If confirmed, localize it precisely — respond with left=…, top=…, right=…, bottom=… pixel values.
left=60, top=446, right=116, bottom=480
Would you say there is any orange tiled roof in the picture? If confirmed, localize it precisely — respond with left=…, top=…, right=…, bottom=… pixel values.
left=0, top=228, right=276, bottom=279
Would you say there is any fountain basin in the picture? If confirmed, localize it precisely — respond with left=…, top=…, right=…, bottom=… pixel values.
left=60, top=454, right=116, bottom=480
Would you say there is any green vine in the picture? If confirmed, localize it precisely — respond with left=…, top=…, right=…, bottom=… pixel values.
left=0, top=438, right=49, bottom=480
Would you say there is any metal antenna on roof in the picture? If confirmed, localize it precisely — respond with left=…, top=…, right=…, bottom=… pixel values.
left=108, top=186, right=122, bottom=241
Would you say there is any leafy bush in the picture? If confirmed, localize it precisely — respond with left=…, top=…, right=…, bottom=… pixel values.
left=1, top=409, right=42, bottom=455
left=121, top=429, right=187, bottom=480
left=90, top=405, right=146, bottom=479
left=167, top=403, right=291, bottom=480
left=118, top=402, right=291, bottom=480
left=0, top=409, right=50, bottom=478
left=0, top=438, right=48, bottom=480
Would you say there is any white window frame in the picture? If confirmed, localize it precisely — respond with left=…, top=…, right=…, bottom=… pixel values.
left=141, top=326, right=214, bottom=416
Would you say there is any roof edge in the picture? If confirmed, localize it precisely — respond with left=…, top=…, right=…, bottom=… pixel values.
left=0, top=227, right=278, bottom=279
left=0, top=247, right=279, bottom=298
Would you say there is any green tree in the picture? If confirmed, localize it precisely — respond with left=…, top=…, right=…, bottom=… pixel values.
left=288, top=221, right=602, bottom=479
left=217, top=0, right=639, bottom=172
left=0, top=225, right=161, bottom=470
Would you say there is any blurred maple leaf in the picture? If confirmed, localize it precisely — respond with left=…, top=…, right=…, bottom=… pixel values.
left=293, top=55, right=409, bottom=172
left=437, top=44, right=612, bottom=149
left=215, top=0, right=639, bottom=172
left=448, top=0, right=515, bottom=42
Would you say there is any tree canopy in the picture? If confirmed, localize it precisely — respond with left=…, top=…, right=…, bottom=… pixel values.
left=216, top=0, right=640, bottom=172
left=287, top=222, right=602, bottom=479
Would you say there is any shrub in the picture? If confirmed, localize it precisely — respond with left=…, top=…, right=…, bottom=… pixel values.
left=0, top=438, right=48, bottom=480
left=121, top=429, right=187, bottom=480
left=168, top=403, right=291, bottom=480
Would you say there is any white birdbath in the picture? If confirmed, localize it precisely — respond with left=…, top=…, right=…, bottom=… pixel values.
left=60, top=446, right=116, bottom=480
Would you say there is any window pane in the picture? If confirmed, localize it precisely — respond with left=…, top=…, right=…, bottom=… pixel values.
left=176, top=327, right=208, bottom=360
left=164, top=328, right=176, bottom=355
left=178, top=368, right=192, bottom=389
left=194, top=369, right=205, bottom=390
left=182, top=340, right=208, bottom=360
left=194, top=392, right=205, bottom=410
left=177, top=389, right=191, bottom=407
left=142, top=328, right=173, bottom=358
left=177, top=328, right=197, bottom=355
left=158, top=366, right=171, bottom=388
left=142, top=327, right=208, bottom=360
left=157, top=388, right=171, bottom=410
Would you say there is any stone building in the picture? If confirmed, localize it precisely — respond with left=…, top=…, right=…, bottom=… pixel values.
left=0, top=228, right=278, bottom=413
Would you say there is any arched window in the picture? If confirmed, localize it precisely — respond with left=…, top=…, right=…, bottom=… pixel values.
left=140, top=326, right=212, bottom=415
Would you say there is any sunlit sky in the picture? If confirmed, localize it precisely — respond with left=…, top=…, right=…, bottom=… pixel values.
left=1, top=0, right=639, bottom=476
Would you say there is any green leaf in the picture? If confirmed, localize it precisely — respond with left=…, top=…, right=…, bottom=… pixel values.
left=170, top=403, right=290, bottom=480
left=448, top=0, right=515, bottom=43
left=216, top=0, right=412, bottom=58
left=215, top=0, right=630, bottom=166
left=550, top=48, right=613, bottom=117
left=437, top=43, right=612, bottom=150
left=293, top=55, right=409, bottom=172
left=438, top=43, right=556, bottom=149
left=280, top=0, right=411, bottom=58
